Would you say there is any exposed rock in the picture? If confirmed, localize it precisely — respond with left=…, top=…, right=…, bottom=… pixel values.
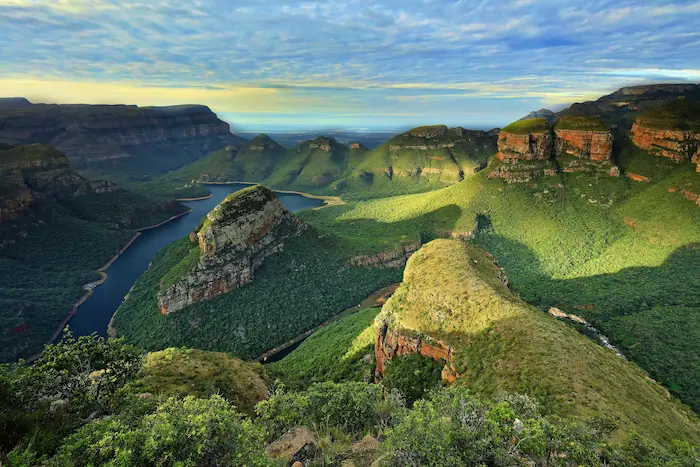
left=493, top=116, right=619, bottom=180
left=351, top=435, right=379, bottom=454
left=348, top=241, right=421, bottom=269
left=375, top=322, right=462, bottom=384
left=496, top=131, right=552, bottom=161
left=554, top=129, right=613, bottom=162
left=266, top=427, right=317, bottom=463
left=631, top=122, right=699, bottom=163
left=626, top=173, right=651, bottom=183
left=157, top=186, right=305, bottom=314
left=0, top=101, right=243, bottom=170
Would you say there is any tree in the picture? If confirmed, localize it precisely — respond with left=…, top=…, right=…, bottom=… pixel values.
left=53, top=395, right=270, bottom=467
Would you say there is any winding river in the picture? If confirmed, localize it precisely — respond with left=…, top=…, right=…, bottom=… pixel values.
left=65, top=184, right=323, bottom=339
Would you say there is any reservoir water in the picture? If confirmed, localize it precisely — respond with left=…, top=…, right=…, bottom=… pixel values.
left=65, top=184, right=324, bottom=339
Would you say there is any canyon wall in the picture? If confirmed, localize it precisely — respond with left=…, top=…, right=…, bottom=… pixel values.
left=0, top=101, right=242, bottom=170
left=157, top=186, right=305, bottom=314
left=631, top=122, right=700, bottom=171
left=348, top=241, right=422, bottom=269
left=0, top=144, right=120, bottom=225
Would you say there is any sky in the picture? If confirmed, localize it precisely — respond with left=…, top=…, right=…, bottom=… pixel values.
left=1, top=0, right=700, bottom=131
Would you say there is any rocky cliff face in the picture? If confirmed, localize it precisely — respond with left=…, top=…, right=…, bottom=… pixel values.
left=0, top=101, right=243, bottom=171
left=554, top=129, right=613, bottom=162
left=348, top=241, right=422, bottom=269
left=492, top=116, right=617, bottom=182
left=629, top=99, right=700, bottom=172
left=0, top=144, right=119, bottom=224
left=631, top=122, right=699, bottom=167
left=496, top=131, right=552, bottom=161
left=375, top=322, right=462, bottom=383
left=157, top=186, right=305, bottom=314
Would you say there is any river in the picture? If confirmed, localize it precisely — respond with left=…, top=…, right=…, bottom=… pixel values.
left=65, top=184, right=324, bottom=339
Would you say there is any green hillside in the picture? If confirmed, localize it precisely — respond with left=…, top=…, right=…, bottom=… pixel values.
left=163, top=134, right=288, bottom=185
left=271, top=307, right=380, bottom=388
left=378, top=239, right=700, bottom=443
left=139, top=347, right=269, bottom=415
left=636, top=99, right=700, bottom=132
left=299, top=157, right=700, bottom=412
left=132, top=125, right=498, bottom=201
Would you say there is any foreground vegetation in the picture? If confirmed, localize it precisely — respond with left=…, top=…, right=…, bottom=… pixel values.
left=1, top=333, right=698, bottom=466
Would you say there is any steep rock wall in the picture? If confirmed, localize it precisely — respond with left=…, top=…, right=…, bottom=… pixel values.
left=375, top=322, right=462, bottom=383
left=0, top=144, right=120, bottom=225
left=496, top=131, right=552, bottom=161
left=0, top=102, right=241, bottom=169
left=157, top=186, right=305, bottom=314
left=631, top=121, right=699, bottom=165
left=347, top=241, right=422, bottom=269
left=554, top=129, right=613, bottom=162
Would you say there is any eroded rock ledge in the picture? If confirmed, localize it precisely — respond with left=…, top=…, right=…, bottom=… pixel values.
left=157, top=185, right=305, bottom=314
left=491, top=117, right=618, bottom=182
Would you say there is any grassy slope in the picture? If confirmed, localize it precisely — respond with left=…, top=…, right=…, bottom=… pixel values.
left=502, top=118, right=550, bottom=134
left=271, top=307, right=380, bottom=388
left=555, top=115, right=608, bottom=131
left=139, top=347, right=269, bottom=415
left=299, top=157, right=700, bottom=412
left=125, top=126, right=497, bottom=201
left=379, top=239, right=700, bottom=444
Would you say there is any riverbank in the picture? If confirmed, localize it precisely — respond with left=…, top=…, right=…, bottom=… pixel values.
left=204, top=181, right=344, bottom=210
left=176, top=194, right=212, bottom=201
left=254, top=282, right=400, bottom=363
left=29, top=208, right=193, bottom=362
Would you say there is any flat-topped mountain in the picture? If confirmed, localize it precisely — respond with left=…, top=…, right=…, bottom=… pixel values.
left=375, top=239, right=700, bottom=443
left=157, top=185, right=305, bottom=314
left=0, top=100, right=244, bottom=176
left=491, top=115, right=617, bottom=182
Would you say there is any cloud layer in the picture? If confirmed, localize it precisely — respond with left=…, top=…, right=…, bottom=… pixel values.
left=1, top=0, right=699, bottom=129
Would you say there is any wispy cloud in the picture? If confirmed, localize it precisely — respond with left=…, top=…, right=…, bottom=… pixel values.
left=0, top=0, right=698, bottom=129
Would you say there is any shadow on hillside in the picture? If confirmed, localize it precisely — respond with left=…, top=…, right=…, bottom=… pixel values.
left=473, top=232, right=700, bottom=411
left=320, top=204, right=464, bottom=249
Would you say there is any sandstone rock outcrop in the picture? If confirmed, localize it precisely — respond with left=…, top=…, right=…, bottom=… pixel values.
left=631, top=122, right=699, bottom=164
left=157, top=186, right=305, bottom=314
left=630, top=99, right=700, bottom=171
left=0, top=100, right=243, bottom=170
left=347, top=241, right=422, bottom=269
left=554, top=129, right=613, bottom=162
left=491, top=116, right=617, bottom=182
left=496, top=131, right=553, bottom=161
left=375, top=322, right=462, bottom=383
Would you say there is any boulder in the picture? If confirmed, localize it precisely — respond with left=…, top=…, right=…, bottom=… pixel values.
left=266, top=427, right=317, bottom=464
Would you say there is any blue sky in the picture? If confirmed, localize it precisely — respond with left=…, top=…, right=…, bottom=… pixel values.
left=1, top=0, right=699, bottom=131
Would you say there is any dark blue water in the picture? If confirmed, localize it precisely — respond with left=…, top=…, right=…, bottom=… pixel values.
left=65, top=184, right=323, bottom=338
